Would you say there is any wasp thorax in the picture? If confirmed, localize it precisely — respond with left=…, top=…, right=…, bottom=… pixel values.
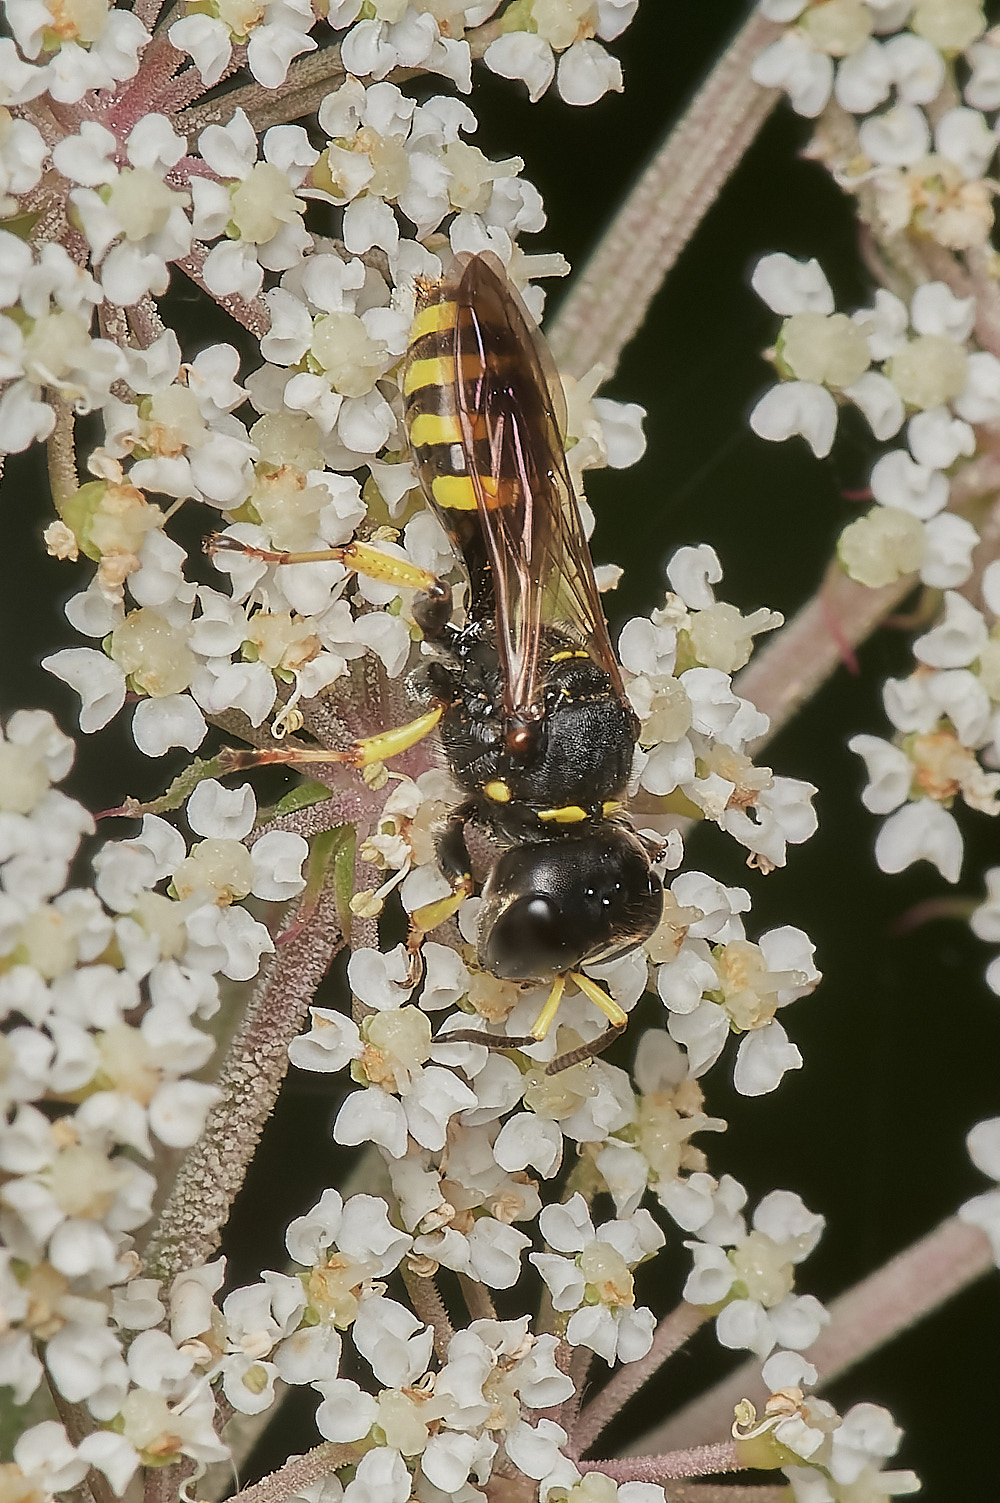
left=476, top=828, right=663, bottom=983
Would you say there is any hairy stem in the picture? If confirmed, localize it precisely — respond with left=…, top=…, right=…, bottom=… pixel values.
left=735, top=562, right=914, bottom=744
left=142, top=876, right=345, bottom=1283
left=739, top=465, right=1000, bottom=745
left=224, top=1443, right=357, bottom=1503
left=579, top=1442, right=742, bottom=1483
left=571, top=1302, right=708, bottom=1456
left=46, top=395, right=78, bottom=510
left=402, top=1264, right=455, bottom=1362
left=176, top=243, right=271, bottom=338
left=659, top=1489, right=784, bottom=1503
left=630, top=1215, right=992, bottom=1455
left=174, top=45, right=345, bottom=137
left=546, top=11, right=782, bottom=380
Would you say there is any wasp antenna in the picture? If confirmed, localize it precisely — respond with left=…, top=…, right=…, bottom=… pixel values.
left=439, top=1029, right=537, bottom=1052
left=545, top=1021, right=627, bottom=1076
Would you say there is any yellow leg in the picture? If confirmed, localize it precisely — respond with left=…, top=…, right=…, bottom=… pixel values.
left=405, top=877, right=474, bottom=985
left=569, top=971, right=628, bottom=1028
left=219, top=705, right=445, bottom=774
left=442, top=969, right=628, bottom=1074
left=410, top=882, right=472, bottom=940
left=529, top=974, right=567, bottom=1040
left=207, top=534, right=443, bottom=596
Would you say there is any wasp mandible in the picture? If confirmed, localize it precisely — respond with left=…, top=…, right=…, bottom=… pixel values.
left=213, top=253, right=664, bottom=1071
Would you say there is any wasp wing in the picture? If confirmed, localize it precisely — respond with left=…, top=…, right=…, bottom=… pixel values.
left=449, top=254, right=627, bottom=725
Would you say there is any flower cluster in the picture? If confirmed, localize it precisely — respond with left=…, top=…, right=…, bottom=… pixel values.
left=621, top=543, right=817, bottom=869
left=736, top=1352, right=919, bottom=1501
left=0, top=4, right=888, bottom=1501
left=751, top=257, right=992, bottom=590
left=0, top=715, right=307, bottom=1490
left=850, top=578, right=1000, bottom=882
left=749, top=248, right=1000, bottom=886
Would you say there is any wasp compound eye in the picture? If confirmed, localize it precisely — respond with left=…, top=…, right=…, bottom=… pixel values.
left=477, top=830, right=664, bottom=983
left=480, top=893, right=572, bottom=981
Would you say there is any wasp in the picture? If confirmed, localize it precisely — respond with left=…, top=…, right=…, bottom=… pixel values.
left=213, top=253, right=664, bottom=1071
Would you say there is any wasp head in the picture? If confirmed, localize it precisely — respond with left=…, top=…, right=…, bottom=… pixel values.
left=477, top=827, right=663, bottom=983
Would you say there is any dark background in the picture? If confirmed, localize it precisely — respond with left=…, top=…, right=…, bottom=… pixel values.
left=2, top=3, right=998, bottom=1498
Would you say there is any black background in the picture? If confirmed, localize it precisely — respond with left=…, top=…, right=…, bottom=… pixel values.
left=2, top=4, right=998, bottom=1498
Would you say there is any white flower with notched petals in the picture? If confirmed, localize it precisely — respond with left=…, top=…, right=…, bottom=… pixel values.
left=530, top=1193, right=662, bottom=1364
left=874, top=798, right=964, bottom=882
left=869, top=450, right=948, bottom=519
left=352, top=1295, right=433, bottom=1387
left=749, top=380, right=838, bottom=458
left=750, top=253, right=834, bottom=316
left=752, top=31, right=835, bottom=117
left=859, top=102, right=931, bottom=166
left=197, top=111, right=313, bottom=300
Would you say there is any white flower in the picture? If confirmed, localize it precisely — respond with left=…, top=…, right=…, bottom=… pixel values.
left=352, top=1295, right=432, bottom=1386
left=935, top=105, right=996, bottom=178
left=752, top=32, right=835, bottom=117
left=849, top=734, right=912, bottom=814
left=869, top=450, right=948, bottom=519
left=749, top=381, right=838, bottom=457
left=874, top=799, right=963, bottom=881
left=913, top=590, right=988, bottom=667
left=751, top=254, right=834, bottom=316
left=859, top=103, right=932, bottom=166
left=960, top=1117, right=1000, bottom=1262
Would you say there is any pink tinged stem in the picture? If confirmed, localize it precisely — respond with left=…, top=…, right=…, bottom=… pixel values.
left=631, top=1216, right=993, bottom=1456
left=643, top=1490, right=785, bottom=1503
left=735, top=563, right=915, bottom=747
left=578, top=1441, right=743, bottom=1483
left=546, top=12, right=783, bottom=382
left=571, top=1301, right=709, bottom=1455
left=220, top=1442, right=358, bottom=1503
left=141, top=872, right=346, bottom=1282
left=111, top=30, right=185, bottom=130
left=176, top=242, right=271, bottom=338
left=157, top=46, right=250, bottom=119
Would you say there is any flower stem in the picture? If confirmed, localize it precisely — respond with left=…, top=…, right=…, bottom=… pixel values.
left=631, top=1215, right=992, bottom=1455
left=571, top=1301, right=708, bottom=1455
left=174, top=44, right=345, bottom=137
left=46, top=396, right=78, bottom=511
left=578, top=1440, right=742, bottom=1482
left=739, top=470, right=1000, bottom=745
left=546, top=11, right=782, bottom=381
left=142, top=877, right=347, bottom=1282
left=223, top=1442, right=357, bottom=1503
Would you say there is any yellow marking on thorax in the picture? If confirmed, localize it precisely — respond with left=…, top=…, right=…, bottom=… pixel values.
left=410, top=301, right=457, bottom=343
left=537, top=804, right=588, bottom=824
left=403, top=355, right=455, bottom=397
left=535, top=799, right=623, bottom=825
left=483, top=780, right=511, bottom=803
left=549, top=649, right=591, bottom=663
left=409, top=411, right=464, bottom=448
left=431, top=474, right=478, bottom=510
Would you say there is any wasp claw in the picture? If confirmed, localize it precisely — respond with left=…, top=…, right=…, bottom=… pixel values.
left=405, top=941, right=425, bottom=989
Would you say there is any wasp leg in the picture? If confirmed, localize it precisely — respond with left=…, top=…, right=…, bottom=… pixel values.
left=541, top=971, right=629, bottom=1076
left=444, top=969, right=631, bottom=1071
left=219, top=703, right=447, bottom=776
left=406, top=803, right=478, bottom=984
left=207, top=534, right=454, bottom=643
left=208, top=532, right=445, bottom=595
